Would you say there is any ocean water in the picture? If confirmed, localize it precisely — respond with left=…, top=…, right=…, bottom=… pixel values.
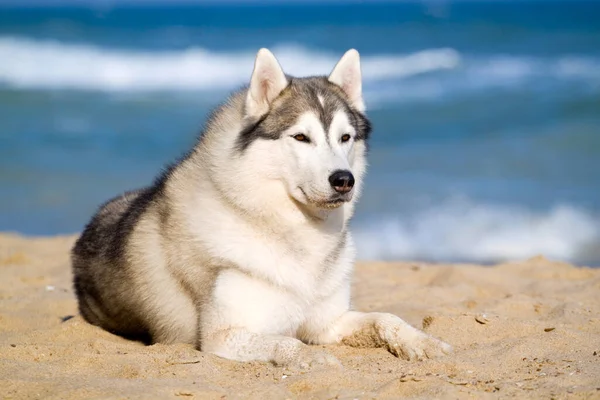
left=1, top=1, right=599, bottom=265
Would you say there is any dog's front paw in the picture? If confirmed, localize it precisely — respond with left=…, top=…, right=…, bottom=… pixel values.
left=375, top=314, right=452, bottom=361
left=386, top=331, right=452, bottom=361
left=290, top=346, right=342, bottom=371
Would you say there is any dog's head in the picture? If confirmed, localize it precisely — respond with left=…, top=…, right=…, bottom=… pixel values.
left=234, top=48, right=371, bottom=214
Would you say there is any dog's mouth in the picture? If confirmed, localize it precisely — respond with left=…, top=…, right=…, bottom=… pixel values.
left=319, top=198, right=346, bottom=209
left=298, top=188, right=351, bottom=209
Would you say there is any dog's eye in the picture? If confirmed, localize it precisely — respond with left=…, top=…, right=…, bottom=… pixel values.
left=341, top=134, right=352, bottom=143
left=293, top=134, right=310, bottom=142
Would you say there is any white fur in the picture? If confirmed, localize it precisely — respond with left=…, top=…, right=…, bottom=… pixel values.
left=177, top=49, right=451, bottom=367
left=279, top=111, right=357, bottom=207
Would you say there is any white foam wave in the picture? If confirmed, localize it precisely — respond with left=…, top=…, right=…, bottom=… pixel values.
left=354, top=200, right=599, bottom=265
left=363, top=54, right=600, bottom=106
left=0, top=36, right=460, bottom=91
left=468, top=55, right=600, bottom=85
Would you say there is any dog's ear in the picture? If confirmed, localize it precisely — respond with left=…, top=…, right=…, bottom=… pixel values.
left=328, top=49, right=365, bottom=112
left=245, top=48, right=288, bottom=118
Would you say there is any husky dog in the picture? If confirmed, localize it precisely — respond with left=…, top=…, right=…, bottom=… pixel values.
left=72, top=48, right=451, bottom=368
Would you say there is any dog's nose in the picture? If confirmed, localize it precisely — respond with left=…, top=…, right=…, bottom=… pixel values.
left=329, top=170, right=355, bottom=193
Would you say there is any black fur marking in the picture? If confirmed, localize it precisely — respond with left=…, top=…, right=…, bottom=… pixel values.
left=350, top=110, right=372, bottom=142
left=235, top=113, right=272, bottom=152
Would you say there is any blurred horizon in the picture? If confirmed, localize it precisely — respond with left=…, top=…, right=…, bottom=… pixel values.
left=3, top=0, right=600, bottom=6
left=1, top=0, right=599, bottom=265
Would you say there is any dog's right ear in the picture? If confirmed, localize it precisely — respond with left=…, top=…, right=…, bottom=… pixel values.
left=245, top=48, right=288, bottom=119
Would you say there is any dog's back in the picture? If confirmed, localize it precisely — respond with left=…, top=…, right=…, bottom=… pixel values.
left=72, top=188, right=153, bottom=342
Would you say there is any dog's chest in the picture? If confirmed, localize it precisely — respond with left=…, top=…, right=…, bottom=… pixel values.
left=208, top=231, right=352, bottom=337
left=208, top=223, right=347, bottom=299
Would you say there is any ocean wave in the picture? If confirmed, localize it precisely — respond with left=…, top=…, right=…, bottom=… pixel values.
left=353, top=200, right=600, bottom=266
left=0, top=36, right=460, bottom=91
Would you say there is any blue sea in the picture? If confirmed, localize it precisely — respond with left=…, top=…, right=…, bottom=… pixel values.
left=1, top=1, right=599, bottom=265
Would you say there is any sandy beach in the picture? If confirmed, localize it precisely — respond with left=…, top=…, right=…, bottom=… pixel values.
left=1, top=232, right=599, bottom=399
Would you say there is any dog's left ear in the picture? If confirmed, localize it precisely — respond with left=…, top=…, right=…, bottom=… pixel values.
left=246, top=48, right=288, bottom=119
left=328, top=49, right=365, bottom=112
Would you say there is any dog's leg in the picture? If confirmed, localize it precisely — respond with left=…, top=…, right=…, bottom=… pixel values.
left=300, top=287, right=452, bottom=361
left=202, top=328, right=340, bottom=369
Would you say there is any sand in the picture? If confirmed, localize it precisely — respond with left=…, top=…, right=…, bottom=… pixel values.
left=1, top=233, right=599, bottom=399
